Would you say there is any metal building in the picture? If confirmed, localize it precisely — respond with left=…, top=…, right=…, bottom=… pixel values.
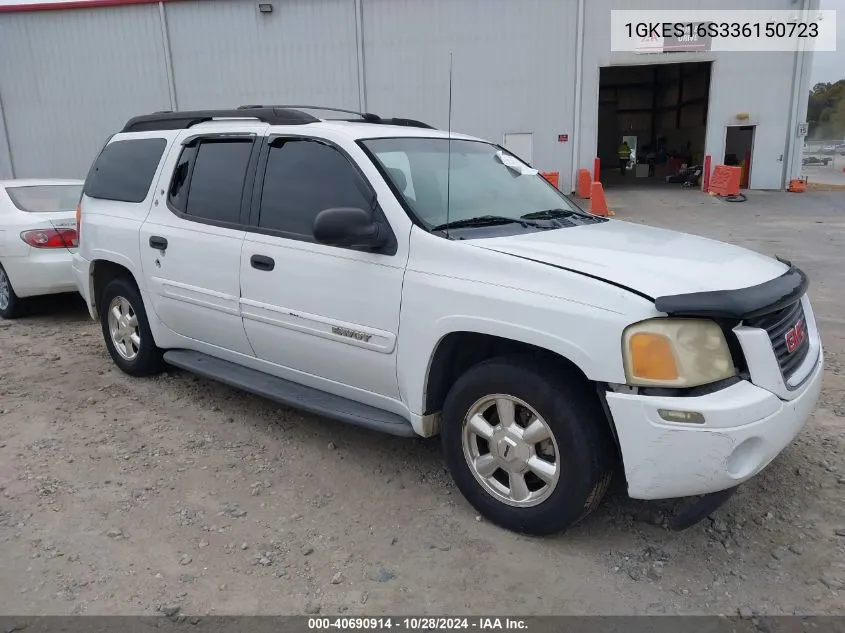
left=0, top=0, right=817, bottom=192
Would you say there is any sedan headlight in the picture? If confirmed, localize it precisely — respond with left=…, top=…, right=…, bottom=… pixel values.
left=622, top=318, right=736, bottom=388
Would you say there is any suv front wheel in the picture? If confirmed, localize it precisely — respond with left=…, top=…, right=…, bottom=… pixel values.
left=441, top=356, right=614, bottom=535
left=99, top=277, right=163, bottom=376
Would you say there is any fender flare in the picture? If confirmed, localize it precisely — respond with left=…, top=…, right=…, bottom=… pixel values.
left=403, top=314, right=618, bottom=417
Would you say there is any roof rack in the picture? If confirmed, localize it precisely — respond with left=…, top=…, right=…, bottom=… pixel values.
left=120, top=105, right=436, bottom=133
left=364, top=117, right=436, bottom=130
left=238, top=104, right=381, bottom=121
left=238, top=104, right=436, bottom=129
left=121, top=107, right=320, bottom=133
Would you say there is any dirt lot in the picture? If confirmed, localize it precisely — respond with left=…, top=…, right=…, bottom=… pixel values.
left=1, top=188, right=844, bottom=617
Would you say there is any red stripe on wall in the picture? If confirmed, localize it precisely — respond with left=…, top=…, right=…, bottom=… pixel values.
left=0, top=0, right=181, bottom=12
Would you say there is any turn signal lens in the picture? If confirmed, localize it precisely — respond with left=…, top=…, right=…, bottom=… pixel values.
left=622, top=318, right=736, bottom=388
left=628, top=332, right=679, bottom=381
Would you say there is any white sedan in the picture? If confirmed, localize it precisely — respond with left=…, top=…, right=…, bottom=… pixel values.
left=0, top=178, right=83, bottom=318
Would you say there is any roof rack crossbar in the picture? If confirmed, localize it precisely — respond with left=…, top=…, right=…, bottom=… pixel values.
left=121, top=107, right=320, bottom=133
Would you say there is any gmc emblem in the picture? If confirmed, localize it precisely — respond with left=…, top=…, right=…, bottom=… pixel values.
left=785, top=318, right=807, bottom=354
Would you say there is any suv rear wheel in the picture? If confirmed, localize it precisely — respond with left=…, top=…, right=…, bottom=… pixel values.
left=441, top=356, right=614, bottom=535
left=100, top=277, right=162, bottom=376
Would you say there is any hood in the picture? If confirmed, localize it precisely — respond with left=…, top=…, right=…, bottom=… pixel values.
left=471, top=219, right=789, bottom=298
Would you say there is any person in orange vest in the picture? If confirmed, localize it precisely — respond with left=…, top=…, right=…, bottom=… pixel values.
left=617, top=141, right=631, bottom=175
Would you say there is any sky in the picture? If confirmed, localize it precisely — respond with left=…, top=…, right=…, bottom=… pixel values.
left=810, top=0, right=845, bottom=85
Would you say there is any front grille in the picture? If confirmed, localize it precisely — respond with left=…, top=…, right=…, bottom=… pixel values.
left=745, top=300, right=810, bottom=380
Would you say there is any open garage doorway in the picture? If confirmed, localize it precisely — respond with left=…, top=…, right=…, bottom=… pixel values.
left=597, top=61, right=712, bottom=189
left=724, top=125, right=756, bottom=189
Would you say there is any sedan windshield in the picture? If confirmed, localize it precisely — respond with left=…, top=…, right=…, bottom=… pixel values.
left=361, top=137, right=596, bottom=232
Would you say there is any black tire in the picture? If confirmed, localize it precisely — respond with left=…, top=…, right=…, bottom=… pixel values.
left=441, top=356, right=615, bottom=535
left=0, top=264, right=26, bottom=319
left=99, top=276, right=163, bottom=376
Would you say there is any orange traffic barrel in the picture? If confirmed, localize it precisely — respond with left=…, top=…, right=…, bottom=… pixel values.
left=589, top=182, right=612, bottom=216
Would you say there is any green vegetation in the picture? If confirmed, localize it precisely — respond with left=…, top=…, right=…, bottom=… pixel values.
left=808, top=80, right=845, bottom=140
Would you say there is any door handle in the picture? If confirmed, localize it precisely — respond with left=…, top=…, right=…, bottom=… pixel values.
left=250, top=254, right=275, bottom=271
left=149, top=236, right=168, bottom=250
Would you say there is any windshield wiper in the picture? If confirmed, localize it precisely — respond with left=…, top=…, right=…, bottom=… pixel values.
left=520, top=208, right=584, bottom=220
left=431, top=215, right=534, bottom=231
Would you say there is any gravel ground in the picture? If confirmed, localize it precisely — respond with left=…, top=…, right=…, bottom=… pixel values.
left=0, top=189, right=843, bottom=617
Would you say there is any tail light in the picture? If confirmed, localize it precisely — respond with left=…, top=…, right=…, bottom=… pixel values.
left=75, top=201, right=82, bottom=240
left=20, top=228, right=79, bottom=249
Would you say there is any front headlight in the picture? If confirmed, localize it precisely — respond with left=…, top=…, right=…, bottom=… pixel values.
left=622, top=318, right=736, bottom=388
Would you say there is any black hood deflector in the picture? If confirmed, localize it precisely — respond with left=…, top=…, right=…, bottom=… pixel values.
left=654, top=264, right=808, bottom=320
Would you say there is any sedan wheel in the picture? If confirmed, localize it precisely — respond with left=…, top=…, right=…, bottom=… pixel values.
left=0, top=267, right=10, bottom=312
left=0, top=265, right=23, bottom=319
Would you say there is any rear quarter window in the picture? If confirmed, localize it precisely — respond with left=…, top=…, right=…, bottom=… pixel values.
left=84, top=138, right=167, bottom=203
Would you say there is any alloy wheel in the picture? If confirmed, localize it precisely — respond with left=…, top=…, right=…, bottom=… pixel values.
left=0, top=268, right=10, bottom=311
left=107, top=296, right=141, bottom=361
left=461, top=394, right=560, bottom=507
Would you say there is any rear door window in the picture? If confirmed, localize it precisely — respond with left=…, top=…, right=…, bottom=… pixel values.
left=5, top=184, right=82, bottom=212
left=84, top=138, right=167, bottom=203
left=184, top=140, right=253, bottom=224
left=167, top=138, right=253, bottom=225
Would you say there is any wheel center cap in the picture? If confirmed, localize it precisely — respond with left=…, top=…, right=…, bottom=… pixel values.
left=494, top=433, right=529, bottom=465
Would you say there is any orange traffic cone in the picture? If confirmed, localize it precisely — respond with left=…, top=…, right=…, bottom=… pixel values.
left=589, top=182, right=613, bottom=216
left=577, top=169, right=592, bottom=199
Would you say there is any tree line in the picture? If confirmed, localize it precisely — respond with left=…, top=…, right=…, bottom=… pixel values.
left=808, top=80, right=845, bottom=141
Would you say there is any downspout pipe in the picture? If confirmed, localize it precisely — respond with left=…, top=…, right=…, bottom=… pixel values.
left=783, top=0, right=812, bottom=187
left=569, top=0, right=586, bottom=193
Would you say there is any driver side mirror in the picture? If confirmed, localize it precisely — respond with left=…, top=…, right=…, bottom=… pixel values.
left=312, top=207, right=389, bottom=250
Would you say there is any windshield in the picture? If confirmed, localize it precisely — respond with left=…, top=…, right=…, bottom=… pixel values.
left=5, top=184, right=82, bottom=213
left=361, top=137, right=590, bottom=231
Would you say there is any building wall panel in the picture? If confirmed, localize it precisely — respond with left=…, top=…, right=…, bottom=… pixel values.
left=164, top=0, right=360, bottom=111
left=0, top=4, right=171, bottom=177
left=362, top=0, right=579, bottom=190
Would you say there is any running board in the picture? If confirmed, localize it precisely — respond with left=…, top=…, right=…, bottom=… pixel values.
left=162, top=350, right=416, bottom=437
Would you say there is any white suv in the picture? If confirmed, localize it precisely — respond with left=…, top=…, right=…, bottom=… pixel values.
left=72, top=106, right=823, bottom=535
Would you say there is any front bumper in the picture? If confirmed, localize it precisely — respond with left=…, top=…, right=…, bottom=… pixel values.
left=606, top=348, right=823, bottom=500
